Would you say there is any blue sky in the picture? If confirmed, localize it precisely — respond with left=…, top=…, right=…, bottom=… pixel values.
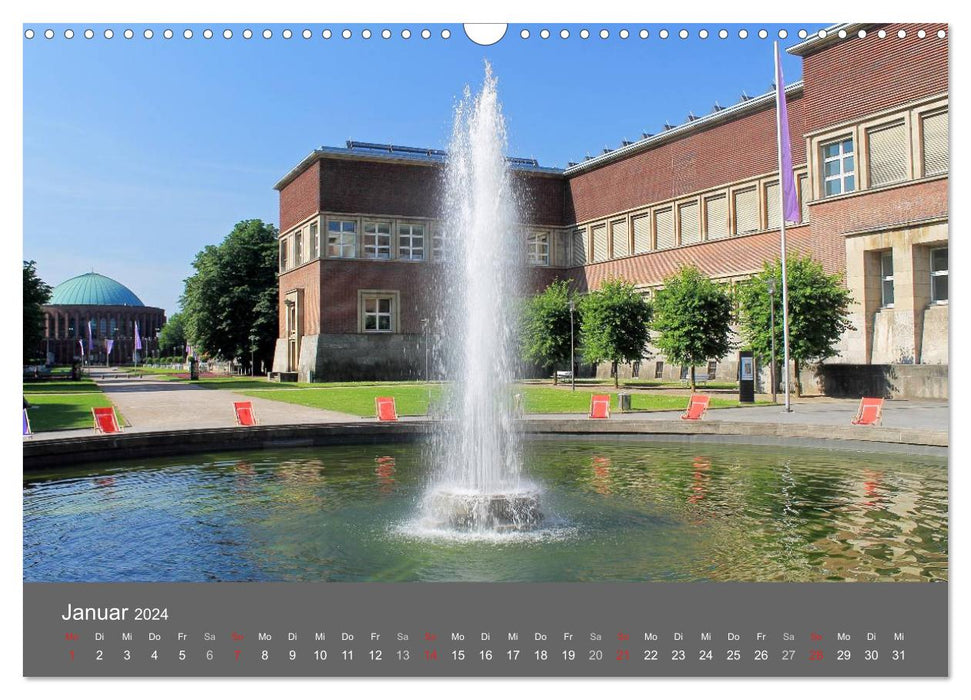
left=23, top=23, right=826, bottom=317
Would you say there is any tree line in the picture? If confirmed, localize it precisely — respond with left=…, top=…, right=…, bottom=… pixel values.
left=520, top=256, right=853, bottom=394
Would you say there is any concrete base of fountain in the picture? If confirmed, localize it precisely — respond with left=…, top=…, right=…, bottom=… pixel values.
left=424, top=488, right=543, bottom=532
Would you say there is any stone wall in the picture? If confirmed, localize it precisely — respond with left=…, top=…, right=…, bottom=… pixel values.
left=815, top=363, right=948, bottom=400
left=299, top=333, right=426, bottom=382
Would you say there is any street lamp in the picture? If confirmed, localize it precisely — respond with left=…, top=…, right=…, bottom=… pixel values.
left=569, top=300, right=576, bottom=392
left=767, top=277, right=777, bottom=404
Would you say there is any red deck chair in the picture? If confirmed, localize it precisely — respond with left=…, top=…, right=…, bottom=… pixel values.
left=375, top=396, right=398, bottom=422
left=681, top=394, right=710, bottom=421
left=589, top=394, right=611, bottom=419
left=92, top=406, right=122, bottom=434
left=23, top=408, right=32, bottom=438
left=234, top=401, right=258, bottom=426
left=851, top=397, right=884, bottom=426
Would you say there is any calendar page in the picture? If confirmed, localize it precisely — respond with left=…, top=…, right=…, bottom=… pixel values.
left=18, top=5, right=952, bottom=692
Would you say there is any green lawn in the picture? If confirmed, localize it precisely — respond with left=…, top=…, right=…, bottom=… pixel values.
left=22, top=379, right=100, bottom=394
left=237, top=384, right=443, bottom=417
left=517, top=386, right=749, bottom=414
left=227, top=381, right=756, bottom=417
left=24, top=392, right=121, bottom=432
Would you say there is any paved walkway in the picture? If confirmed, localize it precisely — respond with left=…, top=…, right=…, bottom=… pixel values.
left=29, top=373, right=357, bottom=440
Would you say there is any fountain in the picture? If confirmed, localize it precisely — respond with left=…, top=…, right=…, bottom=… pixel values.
left=418, top=64, right=543, bottom=534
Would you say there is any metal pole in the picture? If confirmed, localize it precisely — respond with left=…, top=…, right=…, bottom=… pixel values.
left=569, top=301, right=576, bottom=392
left=769, top=283, right=777, bottom=404
left=775, top=41, right=793, bottom=412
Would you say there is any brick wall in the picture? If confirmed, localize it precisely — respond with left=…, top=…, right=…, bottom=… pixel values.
left=278, top=261, right=321, bottom=337
left=808, top=178, right=948, bottom=240
left=317, top=259, right=437, bottom=334
left=565, top=97, right=806, bottom=224
left=278, top=156, right=569, bottom=228
left=279, top=162, right=320, bottom=232
left=801, top=23, right=948, bottom=134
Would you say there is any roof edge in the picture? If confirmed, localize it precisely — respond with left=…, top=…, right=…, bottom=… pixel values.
left=786, top=23, right=877, bottom=56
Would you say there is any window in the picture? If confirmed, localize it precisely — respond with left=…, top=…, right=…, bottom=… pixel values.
left=822, top=137, right=855, bottom=196
left=279, top=238, right=288, bottom=271
left=798, top=174, right=811, bottom=222
left=880, top=251, right=895, bottom=307
left=704, top=195, right=728, bottom=240
left=362, top=295, right=394, bottom=332
left=294, top=229, right=303, bottom=266
left=327, top=220, right=357, bottom=258
left=655, top=208, right=675, bottom=249
left=364, top=221, right=392, bottom=260
left=632, top=215, right=651, bottom=253
left=922, top=111, right=948, bottom=176
left=733, top=188, right=759, bottom=234
left=431, top=225, right=445, bottom=261
left=654, top=361, right=664, bottom=379
left=765, top=182, right=781, bottom=230
left=527, top=232, right=550, bottom=266
left=867, top=121, right=908, bottom=187
left=99, top=318, right=107, bottom=337
left=930, top=247, right=948, bottom=303
left=591, top=224, right=608, bottom=262
left=610, top=220, right=629, bottom=257
left=573, top=229, right=588, bottom=265
left=679, top=201, right=700, bottom=245
left=398, top=223, right=425, bottom=261
left=309, top=222, right=319, bottom=260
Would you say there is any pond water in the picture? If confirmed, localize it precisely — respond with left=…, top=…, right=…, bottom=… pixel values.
left=23, top=441, right=947, bottom=583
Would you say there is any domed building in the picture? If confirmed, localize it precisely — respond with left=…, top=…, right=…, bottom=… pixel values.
left=41, top=272, right=166, bottom=365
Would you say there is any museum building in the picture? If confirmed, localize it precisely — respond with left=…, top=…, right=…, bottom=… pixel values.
left=271, top=23, right=948, bottom=397
left=41, top=272, right=166, bottom=366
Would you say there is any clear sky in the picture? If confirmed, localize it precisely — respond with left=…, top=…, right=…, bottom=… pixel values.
left=23, top=22, right=827, bottom=317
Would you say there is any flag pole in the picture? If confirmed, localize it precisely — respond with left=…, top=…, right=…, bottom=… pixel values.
left=774, top=41, right=793, bottom=412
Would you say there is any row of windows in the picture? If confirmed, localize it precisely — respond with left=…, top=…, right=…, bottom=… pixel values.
left=816, top=106, right=947, bottom=197
left=46, top=316, right=153, bottom=339
left=879, top=246, right=948, bottom=308
left=573, top=175, right=810, bottom=266
left=280, top=217, right=557, bottom=271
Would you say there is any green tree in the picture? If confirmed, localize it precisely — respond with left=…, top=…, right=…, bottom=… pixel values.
left=653, top=265, right=735, bottom=391
left=158, top=311, right=187, bottom=358
left=737, top=254, right=854, bottom=396
left=520, top=279, right=576, bottom=384
left=180, top=220, right=279, bottom=371
left=579, top=278, right=653, bottom=388
left=23, top=260, right=52, bottom=362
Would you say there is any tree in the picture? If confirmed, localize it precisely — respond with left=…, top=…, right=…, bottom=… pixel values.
left=180, top=220, right=279, bottom=371
left=579, top=278, right=652, bottom=388
left=652, top=265, right=735, bottom=391
left=737, top=254, right=854, bottom=396
left=520, top=279, right=576, bottom=384
left=24, top=260, right=52, bottom=362
left=158, top=311, right=187, bottom=358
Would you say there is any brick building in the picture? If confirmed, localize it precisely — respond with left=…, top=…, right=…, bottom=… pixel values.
left=272, top=23, right=948, bottom=397
left=41, top=272, right=166, bottom=366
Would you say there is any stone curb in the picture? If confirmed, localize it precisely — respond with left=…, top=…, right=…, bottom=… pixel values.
left=22, top=419, right=947, bottom=471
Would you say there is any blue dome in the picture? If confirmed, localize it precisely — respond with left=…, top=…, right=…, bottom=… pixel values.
left=49, top=273, right=145, bottom=307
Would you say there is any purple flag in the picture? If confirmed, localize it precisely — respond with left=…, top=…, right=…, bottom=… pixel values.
left=105, top=338, right=114, bottom=356
left=87, top=320, right=94, bottom=354
left=134, top=321, right=143, bottom=351
left=775, top=43, right=801, bottom=224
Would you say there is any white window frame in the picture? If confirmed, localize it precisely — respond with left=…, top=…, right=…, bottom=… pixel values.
left=359, top=291, right=399, bottom=333
left=363, top=220, right=393, bottom=260
left=294, top=229, right=303, bottom=266
left=398, top=223, right=425, bottom=261
left=527, top=231, right=550, bottom=266
left=930, top=246, right=948, bottom=304
left=309, top=222, right=319, bottom=260
left=327, top=219, right=357, bottom=258
left=880, top=250, right=895, bottom=308
left=279, top=237, right=289, bottom=271
left=821, top=136, right=856, bottom=197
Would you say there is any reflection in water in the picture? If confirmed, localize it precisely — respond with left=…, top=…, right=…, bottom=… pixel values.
left=376, top=456, right=397, bottom=495
left=591, top=456, right=612, bottom=496
left=23, top=442, right=947, bottom=583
